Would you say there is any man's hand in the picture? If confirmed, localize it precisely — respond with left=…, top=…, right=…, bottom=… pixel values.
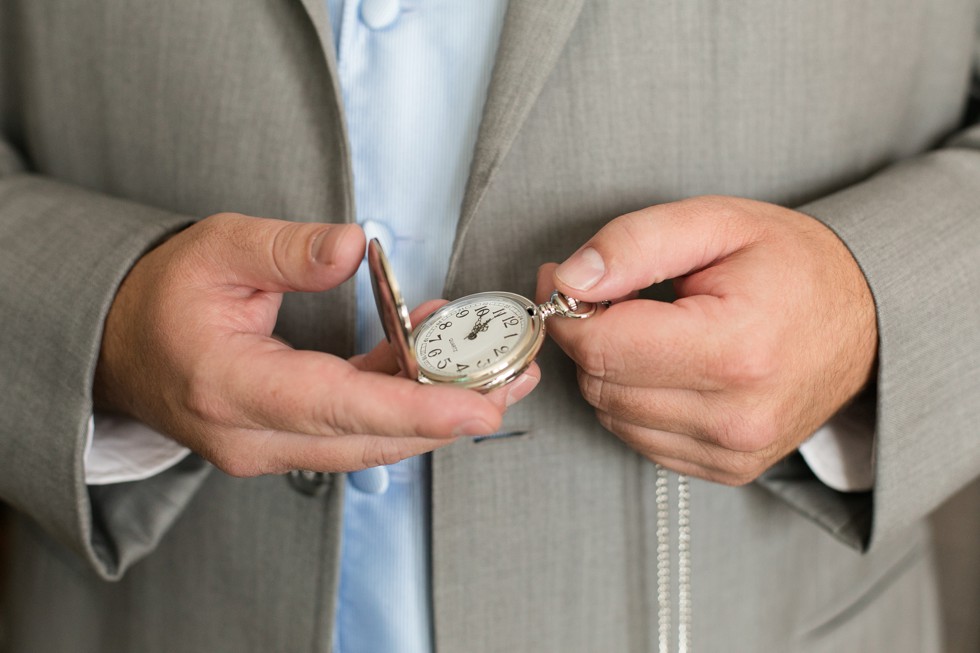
left=539, top=196, right=876, bottom=485
left=95, top=213, right=539, bottom=477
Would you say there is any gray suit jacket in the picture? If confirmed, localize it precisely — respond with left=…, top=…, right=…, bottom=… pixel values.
left=1, top=1, right=978, bottom=651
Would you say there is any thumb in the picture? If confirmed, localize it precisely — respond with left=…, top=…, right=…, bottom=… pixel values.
left=551, top=197, right=757, bottom=301
left=197, top=213, right=365, bottom=292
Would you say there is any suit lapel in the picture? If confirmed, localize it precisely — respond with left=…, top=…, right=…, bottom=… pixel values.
left=292, top=0, right=355, bottom=225
left=293, top=0, right=334, bottom=62
left=444, top=0, right=587, bottom=293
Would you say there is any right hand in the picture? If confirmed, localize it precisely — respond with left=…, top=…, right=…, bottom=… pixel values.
left=94, top=213, right=539, bottom=477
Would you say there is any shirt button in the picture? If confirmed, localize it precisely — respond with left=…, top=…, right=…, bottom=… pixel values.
left=360, top=219, right=397, bottom=257
left=360, top=0, right=400, bottom=30
left=349, top=466, right=391, bottom=494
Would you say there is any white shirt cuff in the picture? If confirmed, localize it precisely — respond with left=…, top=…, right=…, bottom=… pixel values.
left=798, top=412, right=875, bottom=493
left=84, top=413, right=193, bottom=485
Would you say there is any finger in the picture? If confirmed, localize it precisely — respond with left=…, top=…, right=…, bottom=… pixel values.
left=211, top=428, right=460, bottom=476
left=587, top=370, right=786, bottom=457
left=533, top=263, right=636, bottom=308
left=537, top=264, right=728, bottom=389
left=550, top=196, right=762, bottom=302
left=217, top=336, right=505, bottom=439
left=485, top=362, right=541, bottom=410
left=595, top=410, right=764, bottom=485
left=348, top=345, right=402, bottom=376
left=278, top=432, right=456, bottom=472
left=351, top=299, right=449, bottom=374
left=195, top=213, right=366, bottom=293
left=234, top=364, right=540, bottom=476
left=352, top=351, right=540, bottom=410
left=608, top=290, right=640, bottom=304
left=634, top=452, right=744, bottom=487
left=576, top=369, right=718, bottom=437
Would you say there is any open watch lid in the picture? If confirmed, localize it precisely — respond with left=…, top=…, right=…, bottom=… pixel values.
left=367, top=238, right=420, bottom=381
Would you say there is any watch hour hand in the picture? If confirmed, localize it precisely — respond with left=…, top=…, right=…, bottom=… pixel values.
left=465, top=315, right=484, bottom=340
left=468, top=315, right=500, bottom=339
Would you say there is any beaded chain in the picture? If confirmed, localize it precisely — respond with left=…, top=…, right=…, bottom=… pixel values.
left=655, top=465, right=691, bottom=653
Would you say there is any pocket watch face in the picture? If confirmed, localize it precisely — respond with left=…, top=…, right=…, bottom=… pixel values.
left=414, top=292, right=542, bottom=386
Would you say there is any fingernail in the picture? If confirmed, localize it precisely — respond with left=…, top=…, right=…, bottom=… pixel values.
left=453, top=419, right=493, bottom=438
left=313, top=224, right=356, bottom=265
left=555, top=247, right=605, bottom=291
left=505, top=374, right=538, bottom=408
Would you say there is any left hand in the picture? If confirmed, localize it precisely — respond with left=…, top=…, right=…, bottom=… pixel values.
left=538, top=195, right=877, bottom=485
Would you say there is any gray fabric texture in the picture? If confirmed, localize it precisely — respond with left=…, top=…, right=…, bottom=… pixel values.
left=931, top=478, right=980, bottom=653
left=1, top=0, right=978, bottom=651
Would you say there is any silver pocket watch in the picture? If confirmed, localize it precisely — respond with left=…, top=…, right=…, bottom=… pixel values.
left=368, top=238, right=603, bottom=392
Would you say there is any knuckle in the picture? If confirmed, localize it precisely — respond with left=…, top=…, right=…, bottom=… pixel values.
left=692, top=195, right=752, bottom=223
left=745, top=415, right=780, bottom=453
left=205, top=211, right=243, bottom=223
left=182, top=358, right=235, bottom=426
left=675, top=195, right=729, bottom=225
left=579, top=348, right=606, bottom=379
left=715, top=469, right=757, bottom=487
left=408, top=386, right=451, bottom=438
left=691, top=194, right=735, bottom=211
left=681, top=195, right=763, bottom=244
left=184, top=213, right=251, bottom=273
left=360, top=440, right=408, bottom=469
left=578, top=372, right=607, bottom=409
left=691, top=451, right=765, bottom=487
left=184, top=380, right=222, bottom=424
left=722, top=453, right=766, bottom=484
left=269, top=223, right=297, bottom=285
left=311, top=367, right=361, bottom=434
left=210, top=448, right=262, bottom=478
left=193, top=213, right=224, bottom=234
left=196, top=212, right=243, bottom=240
left=595, top=409, right=617, bottom=434
left=715, top=341, right=778, bottom=388
left=716, top=407, right=778, bottom=454
left=700, top=468, right=738, bottom=486
left=312, top=396, right=344, bottom=435
left=596, top=410, right=637, bottom=446
left=617, top=211, right=650, bottom=242
left=614, top=213, right=656, bottom=274
left=577, top=335, right=620, bottom=380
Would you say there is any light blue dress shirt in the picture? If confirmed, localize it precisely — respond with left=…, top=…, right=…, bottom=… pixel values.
left=326, top=1, right=508, bottom=652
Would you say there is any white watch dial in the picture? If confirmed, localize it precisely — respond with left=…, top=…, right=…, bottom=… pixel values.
left=415, top=295, right=531, bottom=379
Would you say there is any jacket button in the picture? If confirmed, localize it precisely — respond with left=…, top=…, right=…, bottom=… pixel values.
left=288, top=470, right=331, bottom=497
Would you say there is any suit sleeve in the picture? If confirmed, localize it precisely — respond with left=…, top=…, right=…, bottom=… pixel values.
left=758, top=100, right=980, bottom=552
left=0, top=139, right=212, bottom=580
